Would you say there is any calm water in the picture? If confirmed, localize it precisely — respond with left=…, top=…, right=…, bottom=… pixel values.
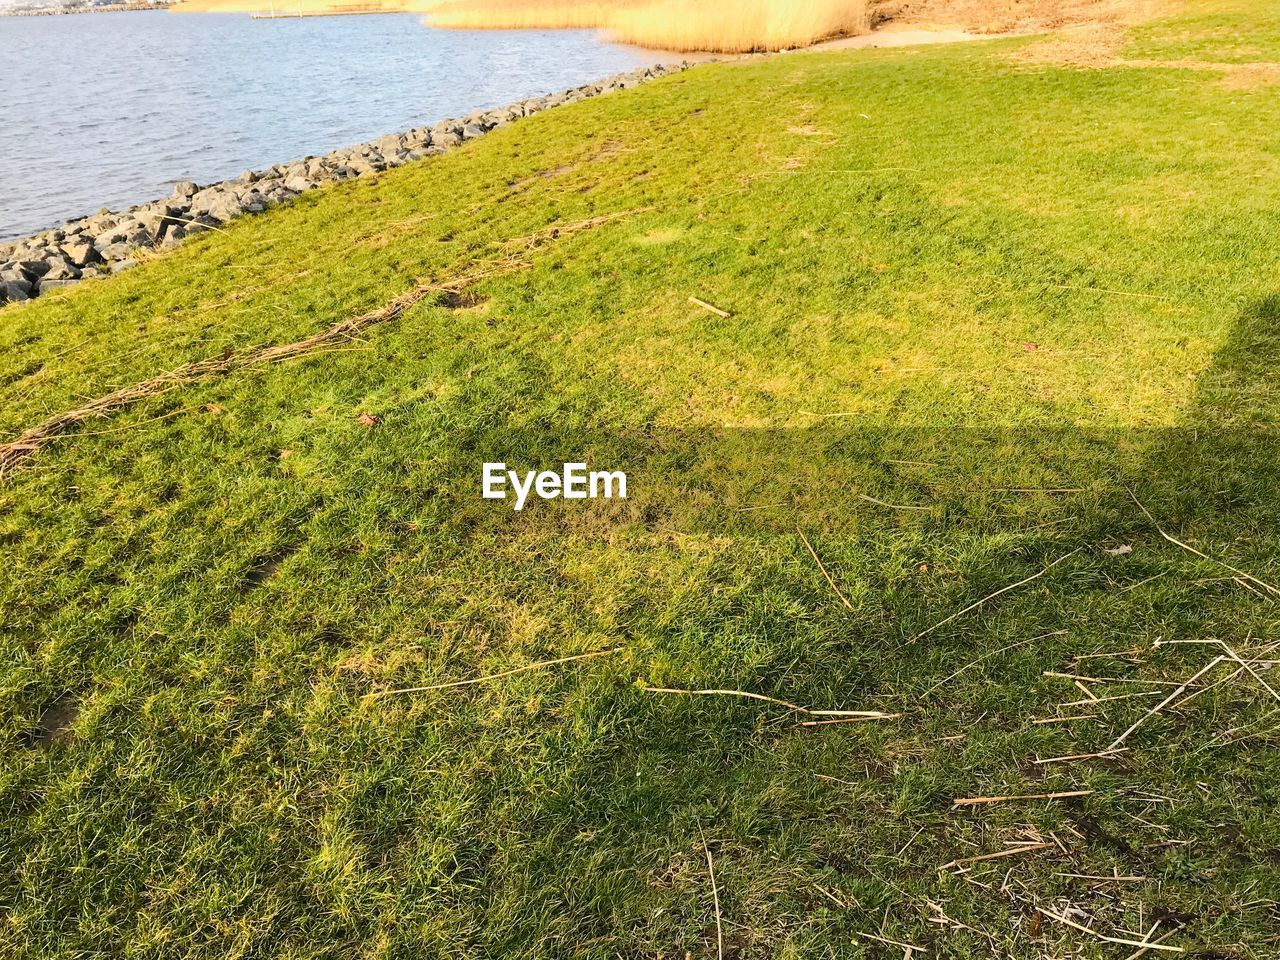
left=0, top=12, right=653, bottom=239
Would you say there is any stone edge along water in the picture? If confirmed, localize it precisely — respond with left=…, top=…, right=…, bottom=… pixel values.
left=0, top=61, right=692, bottom=305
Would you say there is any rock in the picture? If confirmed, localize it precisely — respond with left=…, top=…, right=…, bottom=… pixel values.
left=42, top=256, right=81, bottom=281
left=171, top=180, right=199, bottom=199
left=110, top=259, right=137, bottom=273
left=135, top=204, right=180, bottom=240
left=192, top=189, right=244, bottom=223
left=159, top=224, right=188, bottom=249
left=62, top=240, right=99, bottom=267
left=283, top=174, right=311, bottom=193
left=2, top=280, right=32, bottom=302
left=13, top=259, right=50, bottom=279
left=37, top=278, right=79, bottom=294
left=182, top=214, right=220, bottom=234
left=375, top=133, right=404, bottom=154
left=96, top=241, right=136, bottom=261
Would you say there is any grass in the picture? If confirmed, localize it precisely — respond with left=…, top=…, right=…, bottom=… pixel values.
left=3, top=0, right=1280, bottom=956
left=424, top=0, right=871, bottom=53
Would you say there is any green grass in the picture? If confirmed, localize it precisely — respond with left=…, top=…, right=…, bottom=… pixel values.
left=4, top=3, right=1280, bottom=956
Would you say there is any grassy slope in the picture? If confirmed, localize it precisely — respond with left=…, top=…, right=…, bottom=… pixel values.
left=3, top=1, right=1280, bottom=955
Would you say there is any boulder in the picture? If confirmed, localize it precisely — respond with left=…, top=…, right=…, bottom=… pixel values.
left=110, top=259, right=137, bottom=273
left=13, top=259, right=50, bottom=279
left=171, top=180, right=199, bottom=199
left=42, top=256, right=81, bottom=281
left=135, top=204, right=180, bottom=240
left=37, top=278, right=79, bottom=295
left=159, top=224, right=188, bottom=249
left=63, top=239, right=101, bottom=267
left=97, top=241, right=137, bottom=261
left=182, top=214, right=221, bottom=234
left=375, top=133, right=404, bottom=155
left=283, top=174, right=311, bottom=193
left=2, top=279, right=32, bottom=301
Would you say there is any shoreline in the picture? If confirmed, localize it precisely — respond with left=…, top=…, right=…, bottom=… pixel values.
left=0, top=3, right=170, bottom=15
left=0, top=17, right=1015, bottom=306
left=0, top=61, right=692, bottom=305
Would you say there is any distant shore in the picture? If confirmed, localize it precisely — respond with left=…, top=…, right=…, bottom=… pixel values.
left=2, top=2, right=169, bottom=15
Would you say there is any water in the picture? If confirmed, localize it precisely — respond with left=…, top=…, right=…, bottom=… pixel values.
left=0, top=12, right=654, bottom=240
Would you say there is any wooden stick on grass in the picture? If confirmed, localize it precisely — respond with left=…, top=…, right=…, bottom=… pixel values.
left=1033, top=748, right=1128, bottom=765
left=797, top=713, right=902, bottom=726
left=1124, top=925, right=1182, bottom=960
left=796, top=525, right=853, bottom=610
left=365, top=647, right=622, bottom=699
left=912, top=549, right=1082, bottom=643
left=1036, top=905, right=1184, bottom=953
left=1127, top=486, right=1280, bottom=598
left=920, top=630, right=1064, bottom=698
left=939, top=843, right=1051, bottom=870
left=857, top=492, right=931, bottom=512
left=689, top=296, right=731, bottom=318
left=952, top=790, right=1093, bottom=808
left=699, top=824, right=723, bottom=960
left=1107, top=656, right=1226, bottom=750
left=644, top=686, right=893, bottom=719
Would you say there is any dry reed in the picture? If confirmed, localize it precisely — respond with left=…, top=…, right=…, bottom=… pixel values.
left=424, top=0, right=872, bottom=53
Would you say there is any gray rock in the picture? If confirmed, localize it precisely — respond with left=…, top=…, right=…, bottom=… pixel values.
left=42, top=256, right=81, bottom=281
left=37, top=278, right=79, bottom=294
left=183, top=214, right=221, bottom=234
left=159, top=225, right=188, bottom=249
left=110, top=259, right=138, bottom=273
left=2, top=280, right=32, bottom=302
left=63, top=239, right=101, bottom=267
left=135, top=205, right=179, bottom=240
left=172, top=180, right=199, bottom=199
left=14, top=259, right=50, bottom=279
left=283, top=174, right=311, bottom=193
left=97, top=241, right=137, bottom=261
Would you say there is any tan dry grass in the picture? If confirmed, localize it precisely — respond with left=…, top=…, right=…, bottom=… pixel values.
left=425, top=0, right=872, bottom=52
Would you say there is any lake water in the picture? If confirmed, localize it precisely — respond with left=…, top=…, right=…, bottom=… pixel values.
left=0, top=12, right=654, bottom=240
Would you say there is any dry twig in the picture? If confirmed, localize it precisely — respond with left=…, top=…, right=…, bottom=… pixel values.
left=689, top=296, right=731, bottom=318
left=1107, top=656, right=1226, bottom=750
left=1127, top=486, right=1280, bottom=598
left=952, top=790, right=1092, bottom=808
left=912, top=550, right=1082, bottom=642
left=939, top=843, right=1051, bottom=870
left=1037, top=905, right=1183, bottom=953
left=796, top=525, right=853, bottom=610
left=699, top=825, right=724, bottom=960
left=644, top=686, right=891, bottom=719
left=365, top=647, right=622, bottom=699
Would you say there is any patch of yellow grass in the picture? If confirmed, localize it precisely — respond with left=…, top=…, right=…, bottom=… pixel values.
left=424, top=0, right=872, bottom=52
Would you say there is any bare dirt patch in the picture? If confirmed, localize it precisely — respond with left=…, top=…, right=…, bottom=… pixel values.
left=18, top=694, right=79, bottom=749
